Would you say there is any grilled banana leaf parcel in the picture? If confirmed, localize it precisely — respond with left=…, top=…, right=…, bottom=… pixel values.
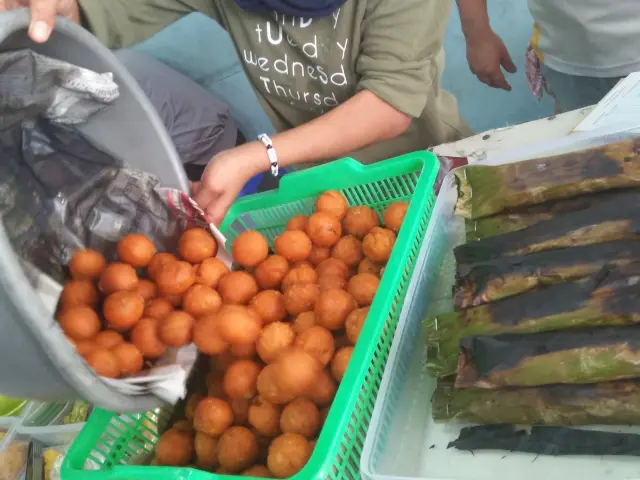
left=425, top=266, right=640, bottom=378
left=448, top=425, right=640, bottom=456
left=454, top=139, right=640, bottom=220
left=456, top=190, right=640, bottom=264
left=454, top=239, right=640, bottom=309
left=464, top=189, right=639, bottom=241
left=432, top=381, right=640, bottom=425
left=455, top=325, right=640, bottom=388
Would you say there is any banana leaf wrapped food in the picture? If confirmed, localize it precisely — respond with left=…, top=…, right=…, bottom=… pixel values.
left=456, top=190, right=640, bottom=264
left=455, top=325, right=640, bottom=389
left=448, top=425, right=640, bottom=456
left=454, top=239, right=640, bottom=309
left=464, top=190, right=637, bottom=241
left=432, top=380, right=640, bottom=425
left=426, top=264, right=640, bottom=377
left=454, top=139, right=640, bottom=220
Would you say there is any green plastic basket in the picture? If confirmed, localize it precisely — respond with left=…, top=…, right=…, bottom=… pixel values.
left=61, top=151, right=439, bottom=480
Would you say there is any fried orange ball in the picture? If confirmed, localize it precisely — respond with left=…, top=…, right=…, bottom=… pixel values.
left=194, top=397, right=234, bottom=437
left=60, top=280, right=99, bottom=310
left=250, top=290, right=287, bottom=325
left=194, top=257, right=229, bottom=289
left=383, top=201, right=409, bottom=232
left=347, top=273, right=380, bottom=306
left=231, top=342, right=257, bottom=359
left=94, top=330, right=125, bottom=349
left=99, top=263, right=138, bottom=295
left=267, top=433, right=313, bottom=478
left=305, top=212, right=342, bottom=247
left=274, top=231, right=312, bottom=263
left=217, top=305, right=262, bottom=346
left=112, top=343, right=144, bottom=376
left=283, top=283, right=320, bottom=316
left=358, top=258, right=383, bottom=276
left=292, top=312, right=317, bottom=334
left=75, top=339, right=97, bottom=358
left=131, top=317, right=168, bottom=359
left=248, top=396, right=282, bottom=437
left=59, top=306, right=101, bottom=341
left=218, top=271, right=259, bottom=305
left=232, top=231, right=269, bottom=268
left=308, top=246, right=331, bottom=266
left=69, top=248, right=106, bottom=280
left=155, top=261, right=196, bottom=296
left=195, top=432, right=219, bottom=471
left=257, top=322, right=296, bottom=364
left=286, top=215, right=308, bottom=231
left=305, top=368, right=337, bottom=407
left=143, top=297, right=174, bottom=320
left=193, top=314, right=229, bottom=355
left=223, top=360, right=262, bottom=400
left=315, top=258, right=350, bottom=280
left=255, top=255, right=290, bottom=290
left=155, top=429, right=194, bottom=467
left=343, top=206, right=380, bottom=239
left=186, top=393, right=205, bottom=421
left=281, top=264, right=318, bottom=293
left=314, top=288, right=357, bottom=331
left=183, top=284, right=222, bottom=318
left=295, top=326, right=335, bottom=366
left=242, top=465, right=272, bottom=477
left=217, top=426, right=259, bottom=473
left=318, top=275, right=347, bottom=291
left=331, top=346, right=354, bottom=382
left=103, top=291, right=145, bottom=330
left=345, top=307, right=369, bottom=345
left=280, top=398, right=320, bottom=438
left=147, top=253, right=178, bottom=280
left=159, top=311, right=195, bottom=347
left=331, top=235, right=363, bottom=267
left=315, top=190, right=349, bottom=220
left=135, top=279, right=158, bottom=301
left=274, top=348, right=322, bottom=397
left=86, top=348, right=121, bottom=379
left=117, top=234, right=156, bottom=267
left=179, top=228, right=218, bottom=263
left=362, top=227, right=396, bottom=263
left=257, top=364, right=295, bottom=405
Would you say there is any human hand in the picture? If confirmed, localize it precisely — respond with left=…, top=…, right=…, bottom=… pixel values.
left=466, top=30, right=517, bottom=91
left=0, top=0, right=80, bottom=43
left=192, top=143, right=266, bottom=226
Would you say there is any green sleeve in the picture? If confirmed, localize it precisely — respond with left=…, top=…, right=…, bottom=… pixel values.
left=355, top=0, right=452, bottom=118
left=78, top=0, right=220, bottom=49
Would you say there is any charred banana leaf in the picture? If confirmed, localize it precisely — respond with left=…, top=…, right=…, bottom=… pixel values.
left=454, top=139, right=640, bottom=220
left=448, top=425, right=640, bottom=456
left=425, top=265, right=640, bottom=378
left=456, top=190, right=640, bottom=264
left=432, top=380, right=640, bottom=425
left=456, top=325, right=640, bottom=388
left=454, top=240, right=640, bottom=309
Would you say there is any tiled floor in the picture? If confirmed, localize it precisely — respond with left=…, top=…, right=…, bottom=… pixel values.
left=441, top=0, right=555, bottom=133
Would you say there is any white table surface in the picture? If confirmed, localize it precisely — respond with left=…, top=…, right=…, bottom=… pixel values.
left=432, top=107, right=594, bottom=162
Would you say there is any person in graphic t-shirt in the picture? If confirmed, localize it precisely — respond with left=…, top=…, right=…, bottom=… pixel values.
left=3, top=0, right=473, bottom=224
left=457, top=0, right=640, bottom=113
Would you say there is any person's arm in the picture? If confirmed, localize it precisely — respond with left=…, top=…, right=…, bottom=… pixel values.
left=193, top=0, right=449, bottom=224
left=457, top=0, right=516, bottom=90
left=78, top=0, right=219, bottom=48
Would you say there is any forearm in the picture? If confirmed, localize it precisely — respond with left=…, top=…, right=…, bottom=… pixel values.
left=242, top=90, right=412, bottom=175
left=457, top=0, right=492, bottom=40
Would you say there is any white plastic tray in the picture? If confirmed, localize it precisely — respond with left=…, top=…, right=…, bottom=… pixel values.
left=361, top=129, right=640, bottom=480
